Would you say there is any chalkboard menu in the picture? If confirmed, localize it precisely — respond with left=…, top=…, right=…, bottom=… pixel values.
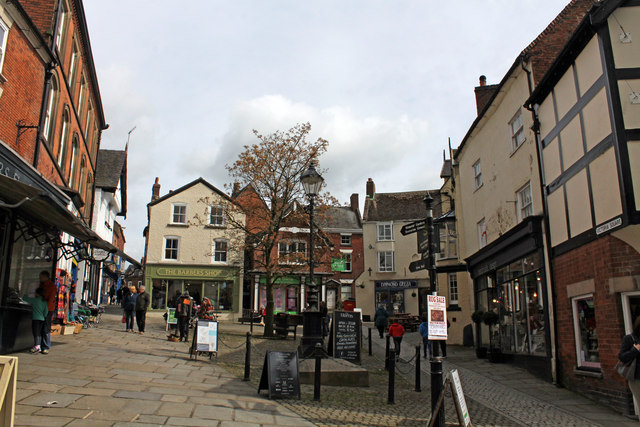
left=333, top=311, right=361, bottom=363
left=258, top=351, right=301, bottom=399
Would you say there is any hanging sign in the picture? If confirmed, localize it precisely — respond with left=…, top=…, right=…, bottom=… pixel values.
left=427, top=295, right=447, bottom=340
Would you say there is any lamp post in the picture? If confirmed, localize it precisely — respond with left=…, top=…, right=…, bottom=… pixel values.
left=300, top=162, right=325, bottom=356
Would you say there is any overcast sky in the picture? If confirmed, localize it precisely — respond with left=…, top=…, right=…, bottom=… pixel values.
left=83, top=0, right=571, bottom=261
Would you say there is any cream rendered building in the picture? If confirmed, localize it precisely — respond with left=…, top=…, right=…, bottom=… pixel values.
left=143, top=177, right=245, bottom=319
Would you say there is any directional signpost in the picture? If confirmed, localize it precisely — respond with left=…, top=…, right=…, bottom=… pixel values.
left=417, top=228, right=429, bottom=254
left=400, top=219, right=426, bottom=236
left=409, top=258, right=428, bottom=273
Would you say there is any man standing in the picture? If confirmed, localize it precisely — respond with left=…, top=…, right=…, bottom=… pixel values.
left=38, top=271, right=57, bottom=354
left=175, top=290, right=193, bottom=342
left=135, top=285, right=150, bottom=334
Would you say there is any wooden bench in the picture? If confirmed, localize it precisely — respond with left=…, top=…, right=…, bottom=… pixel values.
left=274, top=313, right=298, bottom=339
left=274, top=324, right=297, bottom=339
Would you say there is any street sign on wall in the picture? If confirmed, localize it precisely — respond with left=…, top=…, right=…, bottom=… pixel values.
left=331, top=258, right=346, bottom=272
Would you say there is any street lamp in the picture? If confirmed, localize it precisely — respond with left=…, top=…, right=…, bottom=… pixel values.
left=300, top=162, right=324, bottom=356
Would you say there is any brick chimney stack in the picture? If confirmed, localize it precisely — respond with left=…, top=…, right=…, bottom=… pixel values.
left=152, top=177, right=160, bottom=201
left=366, top=178, right=375, bottom=199
left=350, top=193, right=359, bottom=213
left=474, top=75, right=498, bottom=115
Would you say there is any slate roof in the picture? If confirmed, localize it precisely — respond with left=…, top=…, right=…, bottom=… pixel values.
left=148, top=177, right=232, bottom=207
left=364, top=190, right=440, bottom=222
left=95, top=150, right=126, bottom=190
left=317, top=206, right=361, bottom=231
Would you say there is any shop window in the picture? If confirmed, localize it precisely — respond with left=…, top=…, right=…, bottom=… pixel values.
left=516, top=183, right=533, bottom=222
left=509, top=109, right=526, bottom=153
left=377, top=222, right=393, bottom=241
left=572, top=294, right=600, bottom=369
left=448, top=273, right=458, bottom=305
left=171, top=204, right=187, bottom=224
left=204, top=281, right=234, bottom=311
left=341, top=234, right=352, bottom=246
left=7, top=224, right=54, bottom=301
left=151, top=279, right=167, bottom=309
left=185, top=281, right=202, bottom=305
left=209, top=205, right=224, bottom=226
left=378, top=251, right=394, bottom=272
left=473, top=160, right=482, bottom=190
left=213, top=240, right=228, bottom=263
left=287, top=286, right=298, bottom=312
left=164, top=237, right=179, bottom=260
left=341, top=285, right=352, bottom=301
left=167, top=280, right=182, bottom=304
left=477, top=218, right=487, bottom=248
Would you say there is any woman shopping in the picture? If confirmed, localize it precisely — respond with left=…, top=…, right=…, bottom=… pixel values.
left=618, top=316, right=640, bottom=402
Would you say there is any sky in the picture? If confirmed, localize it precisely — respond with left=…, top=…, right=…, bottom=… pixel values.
left=83, top=0, right=572, bottom=261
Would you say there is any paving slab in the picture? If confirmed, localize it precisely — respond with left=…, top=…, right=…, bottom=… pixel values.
left=19, top=391, right=82, bottom=408
left=14, top=414, right=73, bottom=426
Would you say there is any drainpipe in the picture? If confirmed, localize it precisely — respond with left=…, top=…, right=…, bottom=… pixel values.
left=522, top=56, right=559, bottom=385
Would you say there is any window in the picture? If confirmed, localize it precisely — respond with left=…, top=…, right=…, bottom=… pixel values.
left=54, top=1, right=69, bottom=54
left=378, top=251, right=395, bottom=272
left=85, top=102, right=93, bottom=139
left=377, top=222, right=393, bottom=241
left=171, top=204, right=187, bottom=224
left=437, top=221, right=457, bottom=259
left=572, top=294, right=600, bottom=369
left=68, top=40, right=79, bottom=95
left=341, top=251, right=352, bottom=272
left=77, top=74, right=86, bottom=120
left=510, top=109, right=526, bottom=152
left=164, top=237, right=179, bottom=260
left=278, top=241, right=307, bottom=264
left=477, top=218, right=487, bottom=248
left=57, top=109, right=70, bottom=170
left=83, top=172, right=92, bottom=220
left=91, top=126, right=99, bottom=162
left=213, top=240, right=228, bottom=263
left=68, top=136, right=79, bottom=188
left=43, top=77, right=59, bottom=145
left=517, top=183, right=533, bottom=221
left=209, top=205, right=224, bottom=226
left=448, top=273, right=458, bottom=305
left=78, top=156, right=86, bottom=200
left=473, top=160, right=482, bottom=190
left=341, top=234, right=352, bottom=246
left=0, top=19, right=9, bottom=74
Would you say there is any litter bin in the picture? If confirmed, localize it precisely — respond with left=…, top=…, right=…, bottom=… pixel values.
left=343, top=299, right=356, bottom=311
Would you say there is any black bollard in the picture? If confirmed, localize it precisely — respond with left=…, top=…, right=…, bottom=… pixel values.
left=385, top=334, right=390, bottom=370
left=387, top=348, right=395, bottom=404
left=314, top=343, right=322, bottom=401
left=368, top=328, right=372, bottom=356
left=243, top=332, right=251, bottom=381
left=430, top=340, right=444, bottom=427
left=415, top=345, right=421, bottom=392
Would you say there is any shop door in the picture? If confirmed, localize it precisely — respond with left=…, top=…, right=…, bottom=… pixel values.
left=622, top=292, right=640, bottom=416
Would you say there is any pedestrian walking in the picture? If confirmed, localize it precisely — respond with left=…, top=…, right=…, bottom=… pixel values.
left=22, top=287, right=48, bottom=354
left=618, top=315, right=640, bottom=402
left=176, top=290, right=193, bottom=341
left=122, top=286, right=137, bottom=332
left=419, top=314, right=432, bottom=359
left=116, top=286, right=123, bottom=305
left=388, top=322, right=405, bottom=357
left=374, top=305, right=389, bottom=339
left=109, top=284, right=116, bottom=305
left=38, top=270, right=57, bottom=355
left=135, top=285, right=151, bottom=334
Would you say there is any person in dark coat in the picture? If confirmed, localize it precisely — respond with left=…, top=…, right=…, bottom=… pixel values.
left=122, top=285, right=137, bottom=332
left=135, top=285, right=151, bottom=334
left=618, top=315, right=640, bottom=402
left=374, top=305, right=389, bottom=339
left=175, top=291, right=193, bottom=342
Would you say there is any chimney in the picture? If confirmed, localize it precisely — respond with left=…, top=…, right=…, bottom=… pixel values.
left=151, top=177, right=160, bottom=201
left=366, top=178, right=375, bottom=199
left=474, top=75, right=499, bottom=115
left=350, top=193, right=359, bottom=213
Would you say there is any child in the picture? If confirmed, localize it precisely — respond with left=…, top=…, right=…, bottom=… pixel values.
left=23, top=288, right=49, bottom=354
left=388, top=321, right=405, bottom=357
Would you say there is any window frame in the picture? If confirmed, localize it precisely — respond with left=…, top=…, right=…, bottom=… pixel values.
left=340, top=250, right=352, bottom=272
left=340, top=234, right=352, bottom=246
left=516, top=182, right=533, bottom=222
left=68, top=38, right=80, bottom=96
left=437, top=221, right=457, bottom=260
left=377, top=251, right=395, bottom=272
left=170, top=203, right=188, bottom=225
left=54, top=0, right=69, bottom=55
left=163, top=236, right=180, bottom=261
left=571, top=293, right=600, bottom=370
left=43, top=76, right=59, bottom=145
left=209, top=205, right=225, bottom=227
left=477, top=218, right=487, bottom=248
left=68, top=135, right=79, bottom=188
left=448, top=273, right=459, bottom=305
left=213, top=239, right=229, bottom=264
left=57, top=108, right=70, bottom=170
left=509, top=109, right=526, bottom=153
left=0, top=18, right=10, bottom=75
left=376, top=222, right=393, bottom=241
left=278, top=240, right=307, bottom=265
left=473, top=160, right=482, bottom=190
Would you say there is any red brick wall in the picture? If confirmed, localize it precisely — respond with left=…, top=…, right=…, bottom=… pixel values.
left=554, top=234, right=640, bottom=413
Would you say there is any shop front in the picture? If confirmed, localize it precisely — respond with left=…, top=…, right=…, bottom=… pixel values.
left=375, top=280, right=418, bottom=315
left=254, top=275, right=324, bottom=314
left=467, top=217, right=552, bottom=380
left=144, top=264, right=242, bottom=318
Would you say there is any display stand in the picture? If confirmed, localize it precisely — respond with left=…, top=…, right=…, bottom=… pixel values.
left=257, top=351, right=301, bottom=399
left=166, top=308, right=177, bottom=332
left=189, top=319, right=218, bottom=361
left=428, top=369, right=472, bottom=427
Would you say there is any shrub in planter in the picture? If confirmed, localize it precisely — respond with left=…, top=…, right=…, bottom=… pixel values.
left=482, top=311, right=502, bottom=363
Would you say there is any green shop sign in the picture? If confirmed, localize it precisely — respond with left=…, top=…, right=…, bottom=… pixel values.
left=147, top=265, right=238, bottom=280
left=331, top=258, right=346, bottom=272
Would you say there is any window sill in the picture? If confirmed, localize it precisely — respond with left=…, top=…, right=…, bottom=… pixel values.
left=573, top=368, right=602, bottom=378
left=447, top=305, right=462, bottom=311
left=0, top=73, right=7, bottom=84
left=167, top=223, right=188, bottom=228
left=473, top=183, right=483, bottom=193
left=376, top=240, right=394, bottom=243
left=205, top=224, right=225, bottom=229
left=509, top=139, right=526, bottom=158
left=162, top=259, right=179, bottom=262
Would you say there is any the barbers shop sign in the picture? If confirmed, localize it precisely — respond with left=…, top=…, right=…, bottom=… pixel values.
left=375, top=280, right=417, bottom=290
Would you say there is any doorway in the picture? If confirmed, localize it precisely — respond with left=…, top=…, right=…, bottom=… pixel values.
left=621, top=292, right=640, bottom=416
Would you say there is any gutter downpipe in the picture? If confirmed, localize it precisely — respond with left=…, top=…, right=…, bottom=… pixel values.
left=522, top=56, right=559, bottom=385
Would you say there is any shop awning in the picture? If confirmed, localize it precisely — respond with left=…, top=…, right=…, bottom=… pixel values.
left=0, top=175, right=141, bottom=268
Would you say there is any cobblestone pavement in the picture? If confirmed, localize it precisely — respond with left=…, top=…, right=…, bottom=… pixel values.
left=13, top=308, right=314, bottom=427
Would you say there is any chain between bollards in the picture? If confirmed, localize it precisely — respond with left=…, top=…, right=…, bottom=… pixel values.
left=368, top=327, right=372, bottom=356
left=385, top=334, right=390, bottom=370
left=243, top=332, right=251, bottom=381
left=415, top=345, right=421, bottom=392
left=314, top=343, right=322, bottom=401
left=387, top=347, right=395, bottom=404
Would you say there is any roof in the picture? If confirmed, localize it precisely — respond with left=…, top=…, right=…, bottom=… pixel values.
left=148, top=177, right=232, bottom=207
left=455, top=0, right=594, bottom=159
left=95, top=150, right=126, bottom=189
left=317, top=206, right=361, bottom=231
left=363, top=190, right=439, bottom=222
left=440, top=159, right=452, bottom=179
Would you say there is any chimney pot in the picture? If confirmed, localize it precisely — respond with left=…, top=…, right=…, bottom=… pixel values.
left=479, top=75, right=487, bottom=86
left=151, top=177, right=161, bottom=201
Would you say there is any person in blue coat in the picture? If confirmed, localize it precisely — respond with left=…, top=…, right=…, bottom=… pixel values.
left=419, top=314, right=432, bottom=359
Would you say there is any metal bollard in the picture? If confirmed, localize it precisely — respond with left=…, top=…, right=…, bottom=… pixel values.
left=415, top=345, right=421, bottom=392
left=385, top=334, right=391, bottom=370
left=243, top=332, right=251, bottom=381
left=387, top=348, right=395, bottom=404
left=368, top=328, right=372, bottom=356
left=314, top=343, right=322, bottom=401
left=430, top=353, right=444, bottom=427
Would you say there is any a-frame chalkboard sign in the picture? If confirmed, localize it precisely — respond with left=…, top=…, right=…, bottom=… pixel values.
left=257, top=351, right=301, bottom=399
left=327, top=311, right=361, bottom=364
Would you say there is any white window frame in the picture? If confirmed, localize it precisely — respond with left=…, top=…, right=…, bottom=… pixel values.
left=163, top=236, right=179, bottom=261
left=43, top=77, right=59, bottom=143
left=68, top=39, right=79, bottom=94
left=54, top=1, right=69, bottom=53
left=58, top=111, right=70, bottom=168
left=77, top=74, right=86, bottom=121
left=209, top=205, right=225, bottom=227
left=473, top=160, right=482, bottom=190
left=0, top=18, right=9, bottom=75
left=340, top=249, right=352, bottom=272
left=171, top=203, right=187, bottom=225
left=278, top=240, right=307, bottom=265
left=516, top=182, right=533, bottom=222
left=340, top=233, right=352, bottom=246
left=477, top=218, right=487, bottom=248
left=448, top=273, right=458, bottom=305
left=377, top=222, right=393, bottom=241
left=213, top=239, right=229, bottom=264
left=437, top=222, right=457, bottom=259
left=571, top=293, right=601, bottom=370
left=509, top=109, right=526, bottom=153
left=378, top=251, right=395, bottom=272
